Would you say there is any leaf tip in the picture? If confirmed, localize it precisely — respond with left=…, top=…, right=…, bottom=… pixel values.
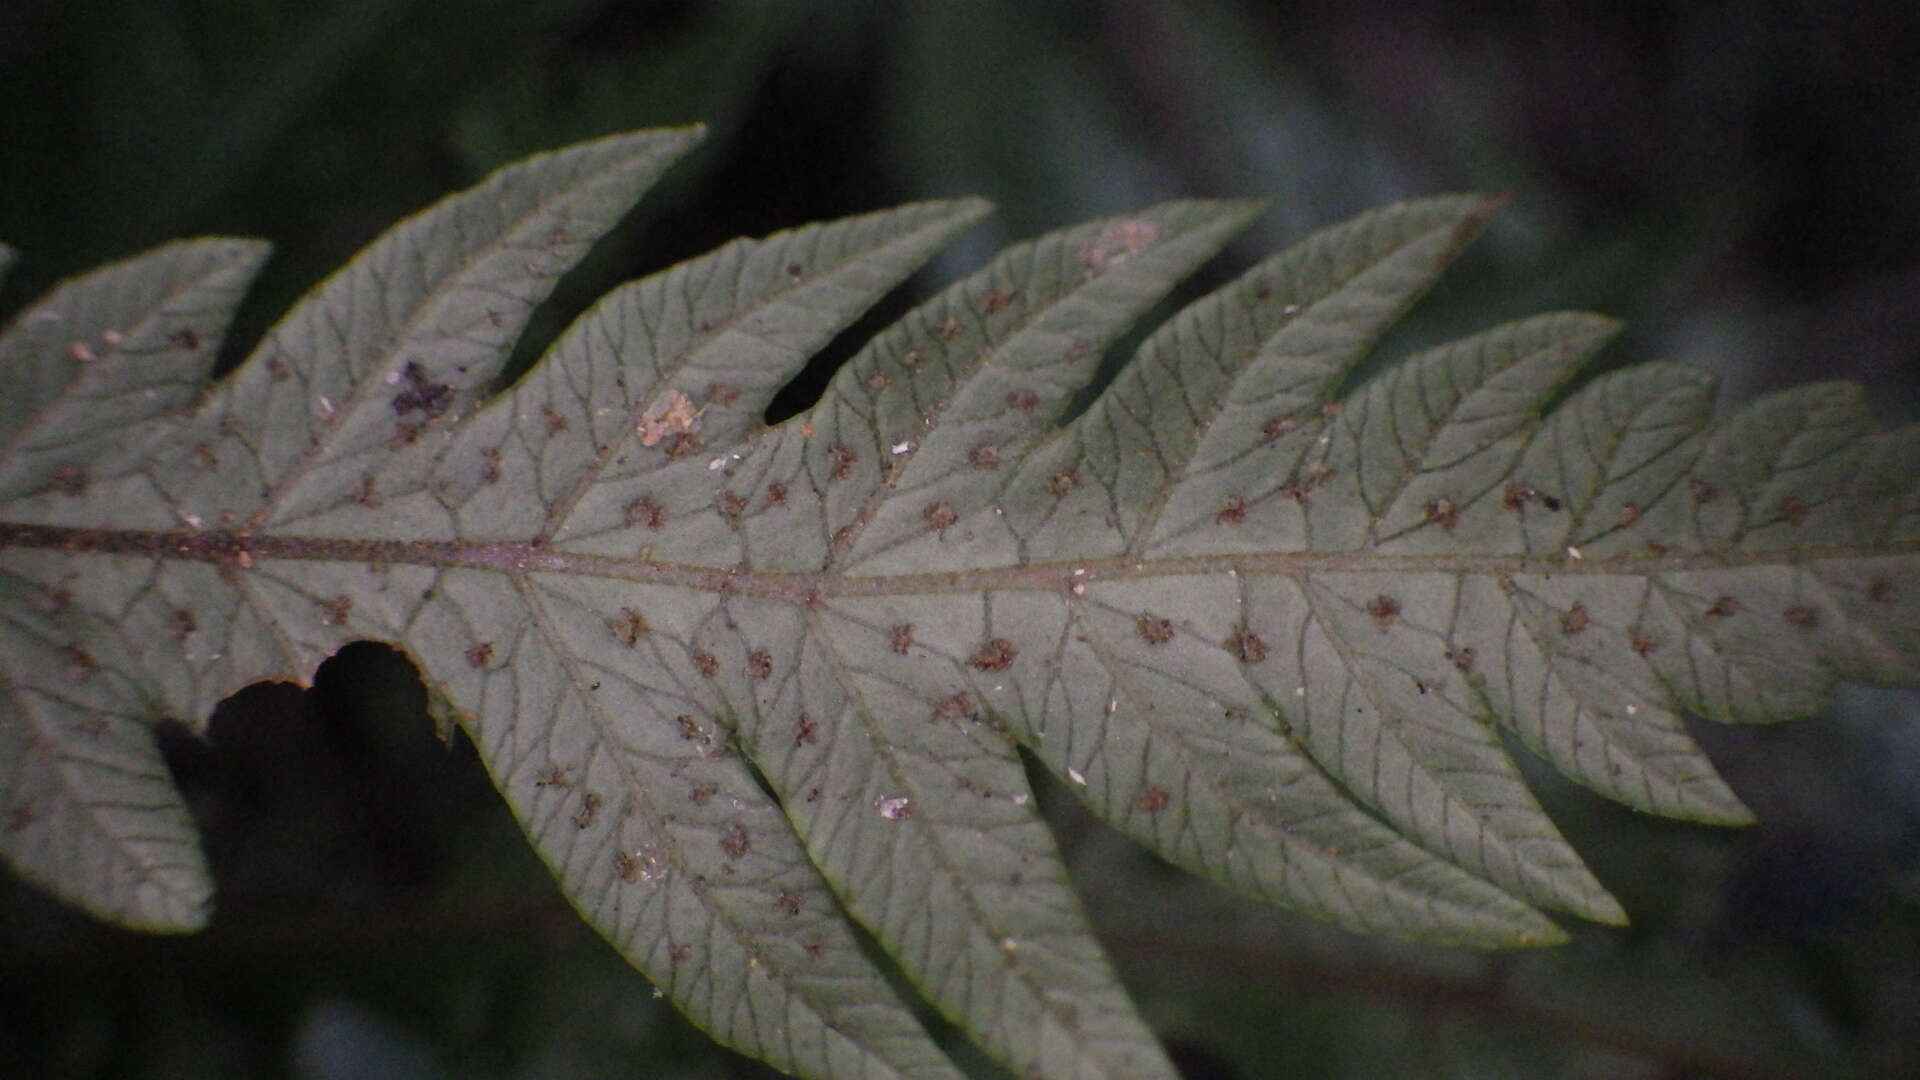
left=928, top=194, right=996, bottom=237
left=1474, top=190, right=1515, bottom=215
left=1586, top=893, right=1630, bottom=928
left=1514, top=922, right=1574, bottom=947
left=1208, top=196, right=1271, bottom=231
left=950, top=194, right=996, bottom=220
left=1696, top=795, right=1758, bottom=829
left=119, top=864, right=215, bottom=935
left=577, top=123, right=709, bottom=167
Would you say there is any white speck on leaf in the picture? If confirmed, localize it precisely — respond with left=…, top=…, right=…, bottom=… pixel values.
left=634, top=845, right=669, bottom=884
left=876, top=794, right=912, bottom=820
left=1566, top=546, right=1584, bottom=560
left=891, top=440, right=914, bottom=455
left=1067, top=767, right=1087, bottom=786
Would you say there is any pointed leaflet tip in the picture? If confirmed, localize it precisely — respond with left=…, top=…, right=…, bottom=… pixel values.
left=0, top=238, right=273, bottom=508
left=6, top=132, right=1920, bottom=1080
left=0, top=690, right=213, bottom=934
left=463, top=196, right=997, bottom=550
left=182, top=126, right=704, bottom=532
left=824, top=196, right=1266, bottom=576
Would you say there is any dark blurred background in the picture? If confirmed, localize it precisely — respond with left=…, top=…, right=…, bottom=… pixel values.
left=3, top=2, right=1918, bottom=1077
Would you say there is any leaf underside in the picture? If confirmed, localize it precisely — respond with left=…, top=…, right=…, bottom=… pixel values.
left=2, top=128, right=1915, bottom=1080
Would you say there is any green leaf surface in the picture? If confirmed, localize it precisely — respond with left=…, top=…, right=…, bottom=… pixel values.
left=3, top=129, right=1917, bottom=1080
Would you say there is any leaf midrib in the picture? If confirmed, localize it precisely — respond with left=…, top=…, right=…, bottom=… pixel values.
left=4, top=521, right=1906, bottom=599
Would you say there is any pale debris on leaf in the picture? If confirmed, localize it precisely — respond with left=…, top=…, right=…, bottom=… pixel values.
left=637, top=390, right=703, bottom=447
left=1078, top=219, right=1162, bottom=272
